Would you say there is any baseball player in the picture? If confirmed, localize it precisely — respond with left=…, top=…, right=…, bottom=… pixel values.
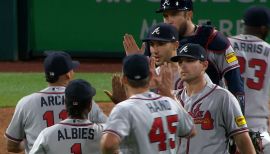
left=5, top=52, right=107, bottom=154
left=156, top=0, right=245, bottom=113
left=169, top=43, right=255, bottom=154
left=124, top=0, right=245, bottom=113
left=229, top=6, right=270, bottom=153
left=30, top=79, right=104, bottom=154
left=123, top=23, right=211, bottom=91
left=101, top=54, right=195, bottom=154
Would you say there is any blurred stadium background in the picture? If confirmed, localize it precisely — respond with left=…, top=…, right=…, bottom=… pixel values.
left=1, top=0, right=270, bottom=61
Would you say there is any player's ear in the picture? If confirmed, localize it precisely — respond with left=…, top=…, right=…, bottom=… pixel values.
left=173, top=41, right=179, bottom=50
left=186, top=10, right=193, bottom=20
left=66, top=70, right=74, bottom=80
left=121, top=75, right=128, bottom=85
left=202, top=60, right=208, bottom=71
left=88, top=101, right=92, bottom=112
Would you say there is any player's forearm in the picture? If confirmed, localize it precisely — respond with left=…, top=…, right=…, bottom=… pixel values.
left=224, top=68, right=245, bottom=114
left=233, top=132, right=256, bottom=154
left=6, top=140, right=24, bottom=153
left=101, top=133, right=120, bottom=154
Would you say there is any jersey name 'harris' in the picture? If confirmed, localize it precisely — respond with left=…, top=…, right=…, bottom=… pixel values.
left=41, top=95, right=65, bottom=107
left=231, top=41, right=270, bottom=57
left=58, top=127, right=95, bottom=141
left=146, top=100, right=171, bottom=113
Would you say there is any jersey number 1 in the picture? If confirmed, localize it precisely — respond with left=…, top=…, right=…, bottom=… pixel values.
left=148, top=115, right=178, bottom=151
left=43, top=110, right=68, bottom=127
left=71, top=143, right=82, bottom=154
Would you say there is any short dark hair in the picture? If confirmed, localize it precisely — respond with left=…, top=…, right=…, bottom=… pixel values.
left=65, top=97, right=92, bottom=117
left=45, top=74, right=59, bottom=83
left=65, top=79, right=96, bottom=117
left=126, top=76, right=150, bottom=88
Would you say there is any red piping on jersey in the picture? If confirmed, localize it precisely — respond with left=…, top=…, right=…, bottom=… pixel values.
left=129, top=96, right=163, bottom=100
left=205, top=31, right=230, bottom=53
left=103, top=129, right=122, bottom=139
left=36, top=92, right=65, bottom=94
left=174, top=78, right=182, bottom=90
left=180, top=85, right=218, bottom=110
left=230, top=37, right=263, bottom=42
left=186, top=138, right=190, bottom=154
left=5, top=133, right=23, bottom=142
left=221, top=64, right=239, bottom=77
left=59, top=123, right=94, bottom=126
left=227, top=127, right=249, bottom=138
left=177, top=89, right=184, bottom=107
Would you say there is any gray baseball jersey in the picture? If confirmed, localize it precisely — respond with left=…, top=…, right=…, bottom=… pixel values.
left=104, top=91, right=194, bottom=154
left=176, top=82, right=248, bottom=154
left=5, top=86, right=107, bottom=153
left=29, top=118, right=103, bottom=154
left=229, top=34, right=270, bottom=130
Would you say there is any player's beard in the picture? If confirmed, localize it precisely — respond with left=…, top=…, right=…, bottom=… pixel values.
left=178, top=21, right=188, bottom=37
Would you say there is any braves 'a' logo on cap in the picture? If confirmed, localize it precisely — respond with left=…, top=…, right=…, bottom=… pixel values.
left=176, top=1, right=179, bottom=6
left=152, top=27, right=160, bottom=35
left=162, top=0, right=170, bottom=9
left=180, top=46, right=188, bottom=53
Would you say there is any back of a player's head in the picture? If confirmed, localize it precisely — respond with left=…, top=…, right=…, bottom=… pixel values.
left=142, top=23, right=179, bottom=43
left=156, top=0, right=193, bottom=13
left=65, top=79, right=96, bottom=117
left=44, top=51, right=79, bottom=83
left=123, top=54, right=150, bottom=88
left=243, top=6, right=270, bottom=27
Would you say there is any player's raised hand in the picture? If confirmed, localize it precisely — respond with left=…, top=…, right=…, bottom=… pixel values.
left=104, top=74, right=127, bottom=104
left=149, top=57, right=159, bottom=89
left=158, top=62, right=174, bottom=98
left=123, top=34, right=145, bottom=55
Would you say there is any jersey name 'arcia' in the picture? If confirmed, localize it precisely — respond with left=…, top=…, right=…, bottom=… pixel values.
left=145, top=100, right=171, bottom=113
left=41, top=95, right=65, bottom=107
left=58, top=128, right=95, bottom=141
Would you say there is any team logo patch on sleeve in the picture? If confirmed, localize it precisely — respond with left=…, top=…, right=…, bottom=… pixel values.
left=235, top=116, right=246, bottom=127
left=225, top=52, right=237, bottom=63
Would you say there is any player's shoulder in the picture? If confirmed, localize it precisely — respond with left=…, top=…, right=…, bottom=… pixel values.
left=15, top=91, right=40, bottom=108
left=199, top=25, right=231, bottom=53
left=211, top=84, right=235, bottom=98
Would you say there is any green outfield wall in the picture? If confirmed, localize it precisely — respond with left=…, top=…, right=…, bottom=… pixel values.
left=1, top=0, right=270, bottom=60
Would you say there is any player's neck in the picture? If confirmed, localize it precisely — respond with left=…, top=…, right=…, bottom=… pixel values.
left=48, top=80, right=69, bottom=87
left=185, top=76, right=206, bottom=97
left=184, top=22, right=196, bottom=37
left=126, top=86, right=149, bottom=98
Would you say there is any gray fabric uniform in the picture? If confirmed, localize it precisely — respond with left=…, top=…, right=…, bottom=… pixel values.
left=176, top=82, right=248, bottom=154
left=5, top=86, right=107, bottom=154
left=104, top=91, right=194, bottom=154
left=29, top=118, right=103, bottom=154
left=229, top=34, right=270, bottom=153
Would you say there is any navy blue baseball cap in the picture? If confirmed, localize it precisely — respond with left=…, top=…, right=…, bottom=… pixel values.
left=156, top=0, right=193, bottom=13
left=65, top=79, right=96, bottom=106
left=123, top=54, right=149, bottom=80
left=142, top=23, right=178, bottom=42
left=44, top=51, right=79, bottom=78
left=243, top=6, right=270, bottom=27
left=171, top=43, right=207, bottom=62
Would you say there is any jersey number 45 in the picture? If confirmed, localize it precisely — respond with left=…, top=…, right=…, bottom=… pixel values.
left=149, top=115, right=178, bottom=151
